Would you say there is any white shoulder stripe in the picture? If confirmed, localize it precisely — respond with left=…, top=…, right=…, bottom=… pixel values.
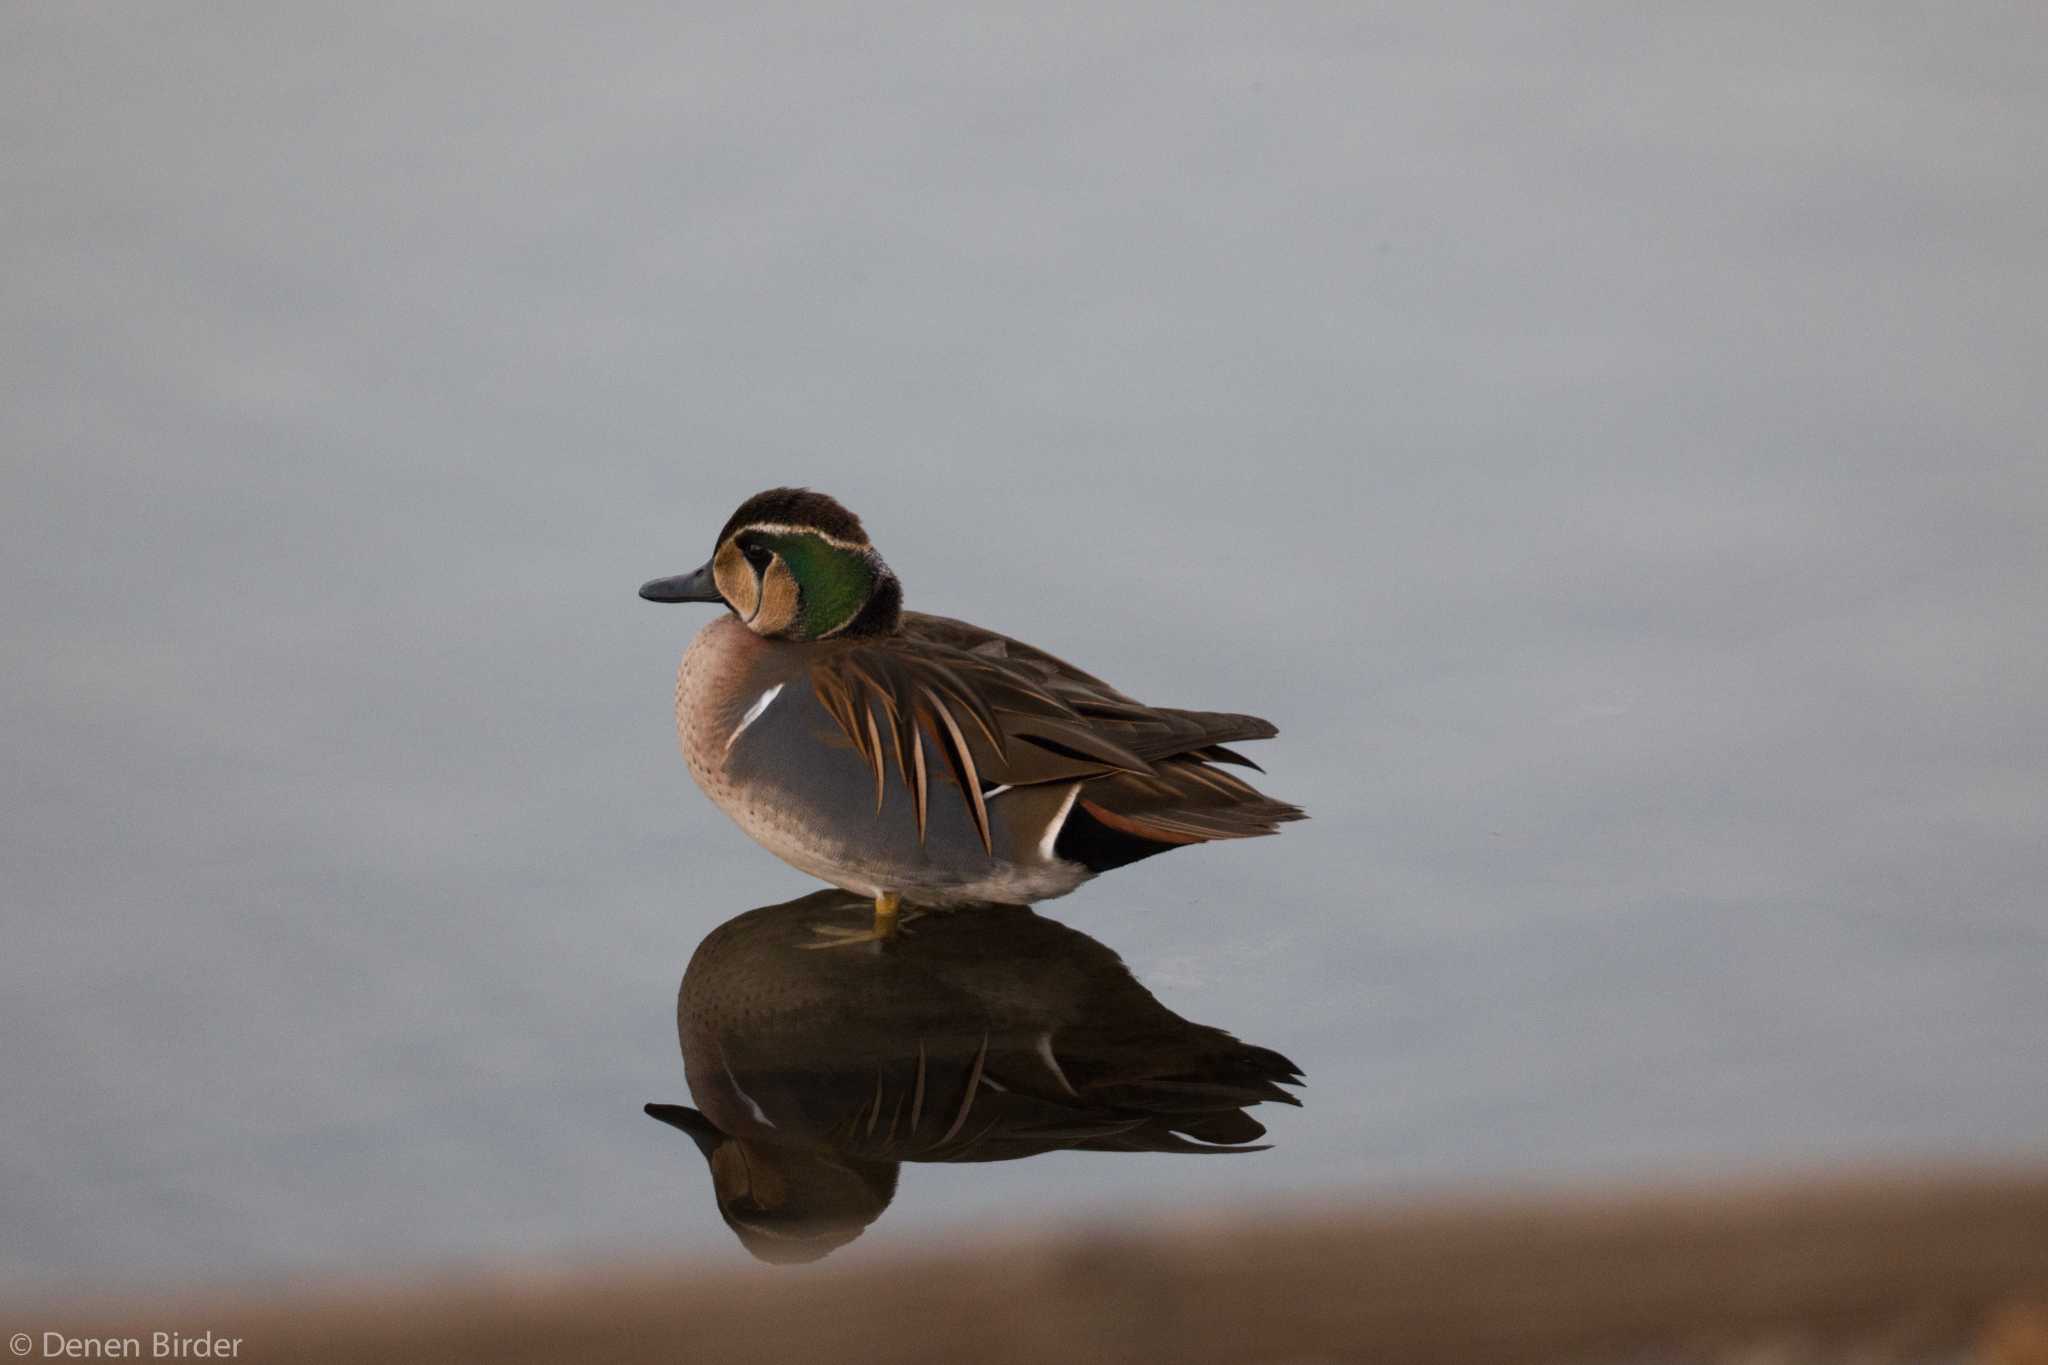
left=1037, top=783, right=1081, bottom=862
left=726, top=682, right=784, bottom=751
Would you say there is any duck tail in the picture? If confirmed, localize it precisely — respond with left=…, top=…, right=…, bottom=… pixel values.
left=1053, top=757, right=1306, bottom=872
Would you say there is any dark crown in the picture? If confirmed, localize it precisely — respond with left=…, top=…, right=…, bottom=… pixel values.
left=717, top=488, right=871, bottom=547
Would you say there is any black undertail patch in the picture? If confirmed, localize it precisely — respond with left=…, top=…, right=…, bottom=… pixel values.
left=1052, top=801, right=1178, bottom=874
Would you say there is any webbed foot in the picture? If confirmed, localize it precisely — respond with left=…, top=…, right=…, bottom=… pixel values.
left=799, top=892, right=917, bottom=949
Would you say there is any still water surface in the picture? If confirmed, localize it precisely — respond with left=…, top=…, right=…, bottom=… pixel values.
left=6, top=4, right=2046, bottom=1288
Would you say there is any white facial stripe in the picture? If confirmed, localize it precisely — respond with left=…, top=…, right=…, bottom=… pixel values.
left=735, top=521, right=870, bottom=553
left=726, top=682, right=784, bottom=751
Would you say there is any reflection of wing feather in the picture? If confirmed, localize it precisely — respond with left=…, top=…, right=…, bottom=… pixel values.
left=932, top=1032, right=989, bottom=1149
left=809, top=612, right=1300, bottom=854
left=830, top=1027, right=1302, bottom=1162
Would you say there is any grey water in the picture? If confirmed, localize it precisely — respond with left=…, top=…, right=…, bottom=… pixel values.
left=4, top=3, right=2045, bottom=1288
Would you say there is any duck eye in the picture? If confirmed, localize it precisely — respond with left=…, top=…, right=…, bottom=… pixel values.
left=742, top=542, right=774, bottom=569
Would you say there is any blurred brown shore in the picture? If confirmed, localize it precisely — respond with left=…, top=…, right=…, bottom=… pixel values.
left=17, top=1166, right=2048, bottom=1365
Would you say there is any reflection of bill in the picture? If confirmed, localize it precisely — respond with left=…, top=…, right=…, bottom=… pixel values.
left=645, top=890, right=1305, bottom=1264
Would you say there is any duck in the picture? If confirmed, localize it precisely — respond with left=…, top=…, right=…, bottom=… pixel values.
left=639, top=487, right=1303, bottom=944
left=644, top=889, right=1304, bottom=1263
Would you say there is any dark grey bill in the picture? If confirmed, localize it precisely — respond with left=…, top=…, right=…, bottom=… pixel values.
left=639, top=563, right=721, bottom=603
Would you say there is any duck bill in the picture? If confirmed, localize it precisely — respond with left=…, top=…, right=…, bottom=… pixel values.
left=639, top=563, right=720, bottom=603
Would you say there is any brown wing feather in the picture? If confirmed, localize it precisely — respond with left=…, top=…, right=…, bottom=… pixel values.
left=807, top=611, right=1301, bottom=853
left=1080, top=758, right=1306, bottom=844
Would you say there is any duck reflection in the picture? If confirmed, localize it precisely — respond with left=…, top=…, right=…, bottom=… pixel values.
left=644, top=889, right=1304, bottom=1264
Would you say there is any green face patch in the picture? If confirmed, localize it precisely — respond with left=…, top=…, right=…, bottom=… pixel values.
left=756, top=531, right=876, bottom=640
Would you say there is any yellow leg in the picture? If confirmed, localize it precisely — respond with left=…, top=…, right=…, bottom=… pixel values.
left=801, top=891, right=914, bottom=949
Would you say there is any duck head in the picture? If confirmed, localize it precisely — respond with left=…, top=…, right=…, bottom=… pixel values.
left=643, top=1102, right=898, bottom=1265
left=639, top=488, right=902, bottom=639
